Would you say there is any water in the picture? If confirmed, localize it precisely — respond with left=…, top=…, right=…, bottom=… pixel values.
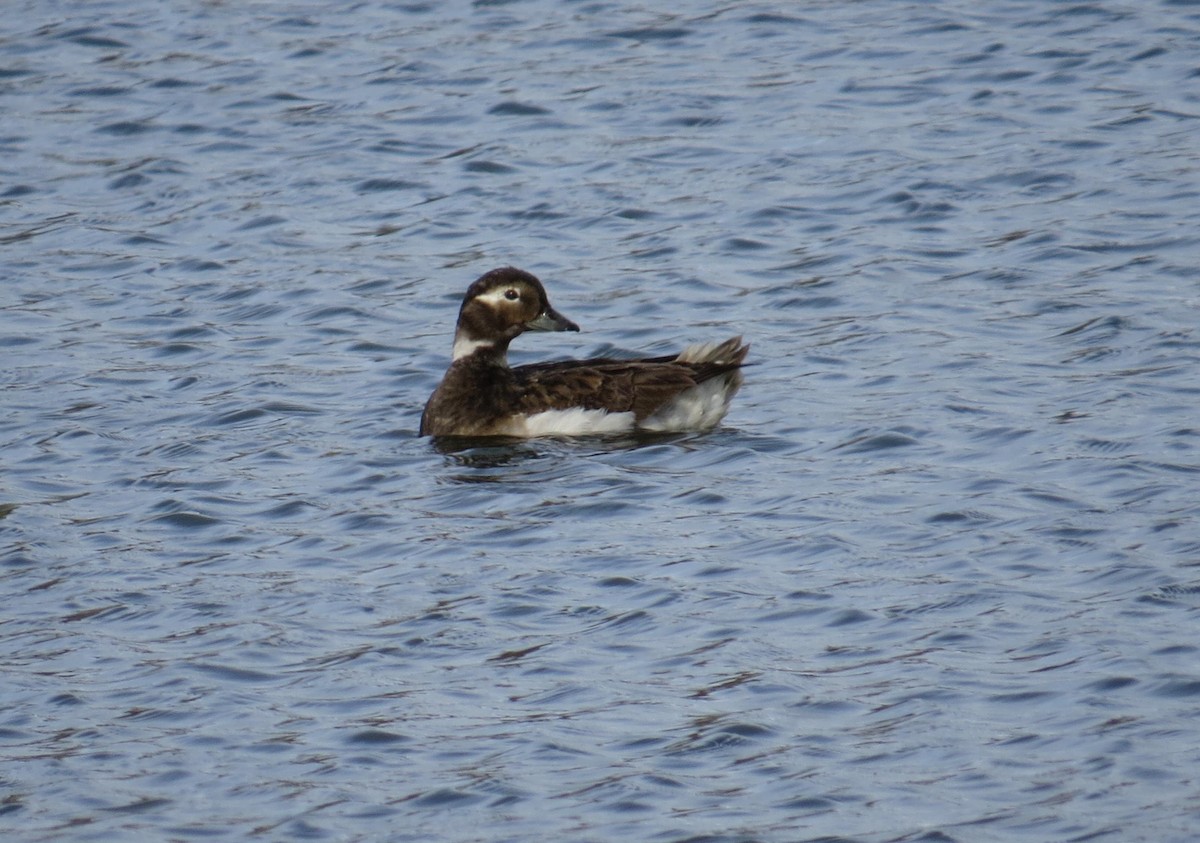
left=3, top=1, right=1200, bottom=840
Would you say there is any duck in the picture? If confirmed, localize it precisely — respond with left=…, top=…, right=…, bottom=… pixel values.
left=419, top=267, right=748, bottom=438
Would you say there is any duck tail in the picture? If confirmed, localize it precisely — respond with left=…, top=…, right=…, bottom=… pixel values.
left=674, top=336, right=749, bottom=366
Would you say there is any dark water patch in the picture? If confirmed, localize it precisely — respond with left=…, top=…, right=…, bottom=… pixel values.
left=339, top=512, right=398, bottom=531
left=888, top=591, right=992, bottom=617
left=254, top=500, right=319, bottom=519
left=463, top=159, right=518, bottom=174
left=196, top=140, right=254, bottom=153
left=722, top=237, right=769, bottom=252
left=346, top=729, right=409, bottom=745
left=71, top=85, right=134, bottom=99
left=224, top=302, right=286, bottom=321
left=409, top=787, right=485, bottom=808
left=171, top=258, right=224, bottom=273
left=148, top=511, right=221, bottom=529
left=835, top=431, right=920, bottom=452
left=613, top=207, right=656, bottom=220
left=744, top=12, right=809, bottom=26
left=55, top=29, right=130, bottom=49
left=664, top=114, right=724, bottom=128
left=1153, top=583, right=1200, bottom=602
left=1087, top=676, right=1138, bottom=693
left=125, top=233, right=170, bottom=245
left=301, top=304, right=372, bottom=322
left=236, top=214, right=287, bottom=230
left=167, top=324, right=218, bottom=340
left=259, top=401, right=322, bottom=415
left=508, top=202, right=570, bottom=221
left=154, top=342, right=204, bottom=356
left=488, top=101, right=550, bottom=116
left=97, top=120, right=156, bottom=136
left=824, top=609, right=874, bottom=627
left=988, top=690, right=1057, bottom=704
left=103, top=797, right=173, bottom=814
left=61, top=603, right=127, bottom=623
left=150, top=76, right=200, bottom=88
left=606, top=27, right=692, bottom=42
left=209, top=407, right=268, bottom=426
left=1151, top=677, right=1200, bottom=698
left=189, top=663, right=281, bottom=683
left=925, top=510, right=991, bottom=525
left=357, top=178, right=424, bottom=193
left=773, top=293, right=841, bottom=310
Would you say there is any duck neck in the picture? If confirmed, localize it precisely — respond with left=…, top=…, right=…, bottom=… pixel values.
left=452, top=331, right=510, bottom=365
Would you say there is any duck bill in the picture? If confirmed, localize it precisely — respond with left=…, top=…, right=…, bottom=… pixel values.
left=525, top=306, right=580, bottom=332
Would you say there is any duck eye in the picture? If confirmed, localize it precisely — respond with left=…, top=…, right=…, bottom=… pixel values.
left=504, top=288, right=520, bottom=301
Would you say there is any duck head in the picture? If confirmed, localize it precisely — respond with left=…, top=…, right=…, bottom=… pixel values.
left=451, top=267, right=579, bottom=361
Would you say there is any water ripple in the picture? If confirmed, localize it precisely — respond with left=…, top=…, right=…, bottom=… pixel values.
left=3, top=1, right=1200, bottom=841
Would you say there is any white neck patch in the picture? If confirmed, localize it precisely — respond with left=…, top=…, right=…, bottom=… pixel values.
left=452, top=335, right=504, bottom=363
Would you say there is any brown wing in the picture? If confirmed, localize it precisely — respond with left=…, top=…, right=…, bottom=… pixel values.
left=513, top=338, right=749, bottom=422
left=513, top=358, right=705, bottom=421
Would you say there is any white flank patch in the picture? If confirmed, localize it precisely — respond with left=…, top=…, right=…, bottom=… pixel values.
left=514, top=407, right=636, bottom=437
left=640, top=377, right=735, bottom=432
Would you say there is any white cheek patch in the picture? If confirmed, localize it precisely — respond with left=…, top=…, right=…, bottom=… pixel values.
left=475, top=287, right=522, bottom=307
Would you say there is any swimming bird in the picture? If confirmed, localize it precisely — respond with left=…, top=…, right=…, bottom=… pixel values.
left=419, top=267, right=748, bottom=437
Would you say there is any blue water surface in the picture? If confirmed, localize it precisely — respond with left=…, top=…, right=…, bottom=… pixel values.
left=3, top=1, right=1200, bottom=841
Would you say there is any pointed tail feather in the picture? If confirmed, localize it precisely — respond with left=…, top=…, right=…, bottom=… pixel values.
left=674, top=336, right=749, bottom=366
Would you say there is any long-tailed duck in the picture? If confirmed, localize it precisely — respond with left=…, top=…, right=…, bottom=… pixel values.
left=419, top=267, right=748, bottom=437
